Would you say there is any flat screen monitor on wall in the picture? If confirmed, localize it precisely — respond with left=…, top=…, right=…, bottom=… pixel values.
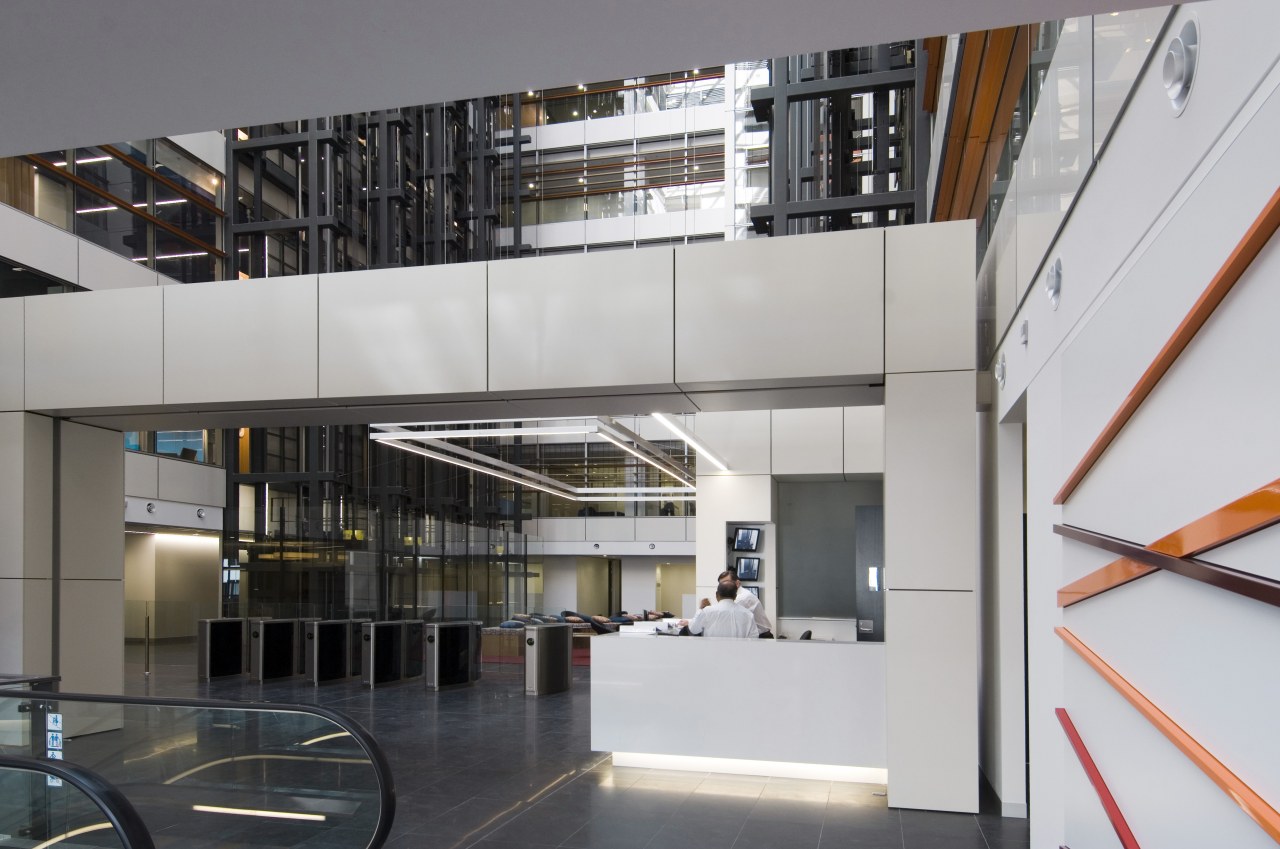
left=735, top=557, right=761, bottom=581
left=732, top=527, right=761, bottom=551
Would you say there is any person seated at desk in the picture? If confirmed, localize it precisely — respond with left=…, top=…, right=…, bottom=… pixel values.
left=699, top=569, right=775, bottom=638
left=683, top=581, right=759, bottom=638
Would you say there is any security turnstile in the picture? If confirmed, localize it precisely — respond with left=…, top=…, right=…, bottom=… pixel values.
left=523, top=622, right=572, bottom=696
left=249, top=618, right=298, bottom=681
left=295, top=618, right=321, bottom=675
left=197, top=618, right=246, bottom=680
left=424, top=621, right=482, bottom=690
left=360, top=621, right=425, bottom=688
left=304, top=619, right=353, bottom=684
left=349, top=619, right=370, bottom=679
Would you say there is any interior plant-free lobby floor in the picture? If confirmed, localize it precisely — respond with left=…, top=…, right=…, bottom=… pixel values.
left=123, top=642, right=1029, bottom=849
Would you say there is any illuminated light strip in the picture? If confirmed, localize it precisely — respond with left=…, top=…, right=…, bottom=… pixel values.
left=577, top=496, right=695, bottom=502
left=192, top=805, right=326, bottom=822
left=76, top=205, right=119, bottom=214
left=300, top=731, right=351, bottom=746
left=596, top=430, right=693, bottom=486
left=1057, top=627, right=1280, bottom=842
left=1058, top=476, right=1280, bottom=607
left=611, top=752, right=886, bottom=784
left=1056, top=708, right=1141, bottom=849
left=31, top=823, right=114, bottom=849
left=413, top=437, right=576, bottom=494
left=599, top=417, right=695, bottom=483
left=1053, top=524, right=1280, bottom=609
left=371, top=416, right=585, bottom=428
left=380, top=438, right=578, bottom=501
left=651, top=412, right=730, bottom=472
left=1055, top=185, right=1280, bottom=505
left=575, top=487, right=694, bottom=494
left=370, top=426, right=597, bottom=439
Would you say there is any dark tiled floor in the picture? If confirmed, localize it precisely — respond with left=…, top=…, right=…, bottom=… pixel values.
left=122, top=643, right=1029, bottom=849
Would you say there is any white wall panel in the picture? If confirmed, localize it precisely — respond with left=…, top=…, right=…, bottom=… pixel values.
left=540, top=556, right=579, bottom=615
left=318, top=264, right=487, bottom=398
left=674, top=229, right=884, bottom=387
left=60, top=422, right=123, bottom=582
left=163, top=276, right=318, bottom=404
left=60, top=578, right=124, bottom=697
left=1205, top=522, right=1280, bottom=584
left=22, top=416, right=52, bottom=582
left=124, top=451, right=158, bottom=499
left=691, top=410, right=771, bottom=476
left=885, top=371, right=977, bottom=591
left=843, top=405, right=884, bottom=475
left=0, top=299, right=23, bottom=411
left=488, top=249, right=674, bottom=392
left=157, top=456, right=225, bottom=506
left=77, top=241, right=159, bottom=290
left=533, top=121, right=585, bottom=150
left=0, top=414, right=28, bottom=579
left=0, top=578, right=52, bottom=673
left=583, top=216, right=636, bottom=245
left=584, top=113, right=634, bottom=145
left=620, top=556, right=656, bottom=612
left=0, top=203, right=79, bottom=284
left=885, top=589, right=977, bottom=812
left=1065, top=234, right=1280, bottom=547
left=1064, top=645, right=1275, bottom=848
left=529, top=220, right=587, bottom=249
left=694, top=473, right=774, bottom=588
left=771, top=407, right=843, bottom=475
left=633, top=212, right=684, bottom=243
left=1062, top=735, right=1127, bottom=849
left=584, top=517, right=636, bottom=541
left=885, top=221, right=976, bottom=374
left=26, top=287, right=163, bottom=409
left=1065, top=569, right=1280, bottom=808
left=535, top=518, right=587, bottom=542
left=635, top=517, right=688, bottom=542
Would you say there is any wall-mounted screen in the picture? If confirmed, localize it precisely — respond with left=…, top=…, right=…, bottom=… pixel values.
left=735, top=556, right=761, bottom=581
left=732, top=527, right=761, bottom=551
left=742, top=585, right=761, bottom=602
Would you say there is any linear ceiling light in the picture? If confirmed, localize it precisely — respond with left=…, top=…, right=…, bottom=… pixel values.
left=595, top=430, right=694, bottom=486
left=379, top=438, right=578, bottom=501
left=370, top=416, right=590, bottom=428
left=370, top=426, right=596, bottom=440
left=650, top=412, right=730, bottom=472
left=413, top=437, right=575, bottom=494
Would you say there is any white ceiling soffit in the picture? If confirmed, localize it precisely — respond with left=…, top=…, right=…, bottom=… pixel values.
left=1, top=0, right=1172, bottom=157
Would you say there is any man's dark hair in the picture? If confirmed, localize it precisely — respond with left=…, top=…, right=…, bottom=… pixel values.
left=718, top=568, right=737, bottom=582
left=715, top=580, right=737, bottom=601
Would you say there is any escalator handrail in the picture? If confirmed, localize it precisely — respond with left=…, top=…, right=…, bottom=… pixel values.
left=0, top=753, right=158, bottom=849
left=0, top=688, right=395, bottom=849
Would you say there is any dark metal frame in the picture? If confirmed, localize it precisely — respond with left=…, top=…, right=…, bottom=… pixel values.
left=0, top=755, right=157, bottom=849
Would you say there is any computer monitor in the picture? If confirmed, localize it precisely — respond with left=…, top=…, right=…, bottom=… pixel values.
left=732, top=527, right=760, bottom=551
left=735, top=556, right=761, bottom=581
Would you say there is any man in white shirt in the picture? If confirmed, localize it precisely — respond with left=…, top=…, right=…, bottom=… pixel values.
left=719, top=569, right=774, bottom=638
left=684, top=582, right=759, bottom=638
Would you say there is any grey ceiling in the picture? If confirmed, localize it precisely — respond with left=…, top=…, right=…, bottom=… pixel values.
left=1, top=0, right=1169, bottom=157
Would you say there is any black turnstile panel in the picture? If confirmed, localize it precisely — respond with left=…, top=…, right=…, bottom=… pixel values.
left=349, top=620, right=368, bottom=677
left=404, top=621, right=425, bottom=679
left=436, top=625, right=470, bottom=687
left=259, top=620, right=296, bottom=679
left=313, top=621, right=349, bottom=682
left=372, top=624, right=402, bottom=685
left=209, top=620, right=244, bottom=678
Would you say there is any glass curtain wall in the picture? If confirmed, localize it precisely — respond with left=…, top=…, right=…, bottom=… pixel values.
left=0, top=141, right=224, bottom=283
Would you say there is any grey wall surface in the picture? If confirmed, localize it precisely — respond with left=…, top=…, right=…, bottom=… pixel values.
left=776, top=480, right=883, bottom=619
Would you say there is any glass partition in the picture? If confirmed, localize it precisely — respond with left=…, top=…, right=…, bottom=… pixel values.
left=0, top=757, right=149, bottom=849
left=0, top=690, right=394, bottom=849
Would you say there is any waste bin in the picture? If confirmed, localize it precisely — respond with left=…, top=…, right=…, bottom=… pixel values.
left=524, top=622, right=572, bottom=696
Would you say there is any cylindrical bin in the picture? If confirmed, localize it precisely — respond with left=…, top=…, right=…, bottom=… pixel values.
left=197, top=618, right=245, bottom=680
left=524, top=622, right=572, bottom=696
left=424, top=621, right=482, bottom=690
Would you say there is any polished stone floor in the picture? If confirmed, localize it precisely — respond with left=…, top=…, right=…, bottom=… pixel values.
left=123, top=643, right=1028, bottom=849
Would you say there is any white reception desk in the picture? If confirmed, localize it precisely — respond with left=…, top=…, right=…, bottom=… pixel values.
left=591, top=633, right=887, bottom=783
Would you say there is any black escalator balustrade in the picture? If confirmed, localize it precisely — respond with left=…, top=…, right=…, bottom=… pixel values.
left=0, top=690, right=395, bottom=849
left=0, top=754, right=156, bottom=849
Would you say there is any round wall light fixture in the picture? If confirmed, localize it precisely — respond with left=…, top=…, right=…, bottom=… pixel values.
left=145, top=502, right=156, bottom=514
left=1045, top=257, right=1063, bottom=310
left=995, top=353, right=1007, bottom=390
left=1163, top=17, right=1199, bottom=116
left=196, top=508, right=207, bottom=519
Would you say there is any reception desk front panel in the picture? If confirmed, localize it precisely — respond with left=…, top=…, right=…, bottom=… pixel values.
left=591, top=635, right=886, bottom=780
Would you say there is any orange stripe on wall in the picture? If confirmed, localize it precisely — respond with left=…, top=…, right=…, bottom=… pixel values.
left=1054, top=185, right=1280, bottom=505
left=1058, top=477, right=1280, bottom=606
left=1057, top=627, right=1280, bottom=842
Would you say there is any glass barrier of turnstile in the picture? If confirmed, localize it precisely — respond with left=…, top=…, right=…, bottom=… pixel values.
left=197, top=618, right=245, bottom=680
left=423, top=621, right=482, bottom=691
left=523, top=622, right=573, bottom=696
left=304, top=620, right=354, bottom=684
left=360, top=621, right=425, bottom=688
left=249, top=618, right=298, bottom=682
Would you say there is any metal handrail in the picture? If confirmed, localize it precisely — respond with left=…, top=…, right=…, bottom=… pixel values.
left=0, top=688, right=396, bottom=849
left=0, top=754, right=157, bottom=849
